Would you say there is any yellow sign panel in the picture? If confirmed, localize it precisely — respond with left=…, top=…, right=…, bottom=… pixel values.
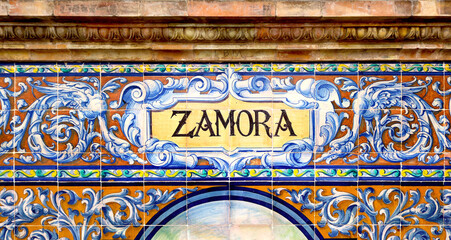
left=152, top=97, right=310, bottom=149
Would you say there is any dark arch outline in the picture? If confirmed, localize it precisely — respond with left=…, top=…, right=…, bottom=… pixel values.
left=135, top=186, right=324, bottom=240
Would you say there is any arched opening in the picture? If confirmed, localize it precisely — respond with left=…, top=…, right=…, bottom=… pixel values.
left=135, top=186, right=323, bottom=240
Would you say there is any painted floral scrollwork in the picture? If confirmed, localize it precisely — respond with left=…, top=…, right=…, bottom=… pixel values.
left=0, top=76, right=144, bottom=165
left=271, top=187, right=448, bottom=240
left=0, top=187, right=196, bottom=240
left=317, top=74, right=451, bottom=165
left=0, top=69, right=450, bottom=168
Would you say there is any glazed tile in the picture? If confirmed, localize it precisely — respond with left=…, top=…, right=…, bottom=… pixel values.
left=188, top=224, right=229, bottom=240
left=358, top=63, right=401, bottom=73
left=401, top=62, right=444, bottom=73
left=0, top=119, right=15, bottom=164
left=401, top=157, right=444, bottom=182
left=186, top=182, right=229, bottom=227
left=14, top=73, right=58, bottom=111
left=399, top=184, right=444, bottom=227
left=357, top=183, right=402, bottom=232
left=185, top=152, right=229, bottom=181
left=0, top=184, right=15, bottom=230
left=444, top=68, right=451, bottom=165
left=57, top=183, right=102, bottom=228
left=101, top=75, right=144, bottom=111
left=103, top=63, right=144, bottom=74
left=17, top=225, right=59, bottom=240
left=58, top=69, right=102, bottom=118
left=186, top=63, right=213, bottom=73
left=57, top=108, right=101, bottom=166
left=0, top=62, right=449, bottom=240
left=230, top=224, right=274, bottom=240
left=316, top=109, right=358, bottom=166
left=271, top=168, right=315, bottom=181
left=272, top=63, right=315, bottom=73
left=358, top=108, right=403, bottom=166
left=144, top=182, right=191, bottom=226
left=229, top=183, right=272, bottom=226
left=15, top=168, right=58, bottom=181
left=273, top=225, right=317, bottom=240
left=315, top=72, right=359, bottom=110
left=57, top=166, right=101, bottom=182
left=188, top=199, right=229, bottom=226
left=206, top=63, right=229, bottom=73
left=401, top=72, right=444, bottom=111
left=445, top=62, right=451, bottom=73
left=101, top=224, right=143, bottom=240
left=401, top=108, right=445, bottom=167
left=100, top=110, right=145, bottom=167
left=357, top=224, right=401, bottom=240
left=12, top=108, right=60, bottom=167
left=358, top=164, right=402, bottom=182
left=58, top=63, right=102, bottom=73
left=146, top=225, right=188, bottom=240
left=271, top=181, right=316, bottom=227
left=314, top=183, right=358, bottom=238
left=0, top=63, right=15, bottom=76
left=13, top=183, right=58, bottom=228
left=400, top=225, right=447, bottom=240
left=0, top=74, right=15, bottom=113
left=143, top=63, right=187, bottom=74
left=101, top=184, right=145, bottom=235
left=229, top=63, right=272, bottom=73
left=316, top=62, right=359, bottom=74
left=15, top=63, right=58, bottom=74
left=0, top=156, right=14, bottom=181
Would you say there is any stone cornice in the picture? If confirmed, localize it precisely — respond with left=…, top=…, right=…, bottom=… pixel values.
left=1, top=23, right=450, bottom=42
left=0, top=22, right=449, bottom=61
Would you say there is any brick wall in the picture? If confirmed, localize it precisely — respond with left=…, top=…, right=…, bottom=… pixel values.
left=1, top=0, right=449, bottom=18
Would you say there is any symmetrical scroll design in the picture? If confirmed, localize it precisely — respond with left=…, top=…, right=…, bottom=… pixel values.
left=317, top=75, right=450, bottom=164
left=0, top=68, right=449, bottom=170
left=0, top=187, right=196, bottom=240
left=271, top=187, right=448, bottom=240
left=0, top=76, right=144, bottom=164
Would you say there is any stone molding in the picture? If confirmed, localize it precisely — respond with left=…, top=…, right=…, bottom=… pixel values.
left=0, top=22, right=450, bottom=61
left=1, top=23, right=451, bottom=42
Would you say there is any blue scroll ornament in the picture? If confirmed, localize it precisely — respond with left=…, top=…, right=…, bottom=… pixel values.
left=0, top=187, right=197, bottom=240
left=0, top=69, right=449, bottom=168
left=0, top=76, right=144, bottom=164
left=316, top=75, right=451, bottom=164
left=271, top=187, right=449, bottom=240
left=113, top=68, right=348, bottom=171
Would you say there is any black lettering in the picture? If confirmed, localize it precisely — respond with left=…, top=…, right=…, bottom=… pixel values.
left=274, top=110, right=297, bottom=137
left=194, top=110, right=216, bottom=137
left=236, top=110, right=253, bottom=137
left=254, top=110, right=272, bottom=138
left=171, top=110, right=195, bottom=138
left=215, top=110, right=236, bottom=136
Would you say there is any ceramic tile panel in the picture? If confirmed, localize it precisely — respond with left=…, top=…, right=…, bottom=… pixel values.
left=0, top=62, right=449, bottom=240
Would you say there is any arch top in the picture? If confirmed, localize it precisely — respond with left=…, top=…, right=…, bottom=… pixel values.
left=136, top=186, right=323, bottom=240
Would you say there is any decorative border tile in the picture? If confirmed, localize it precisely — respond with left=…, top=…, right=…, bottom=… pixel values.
left=0, top=62, right=448, bottom=240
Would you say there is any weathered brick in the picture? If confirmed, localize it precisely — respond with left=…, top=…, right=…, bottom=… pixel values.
left=394, top=1, right=413, bottom=16
left=323, top=0, right=398, bottom=17
left=141, top=1, right=187, bottom=17
left=438, top=0, right=451, bottom=16
left=155, top=50, right=193, bottom=61
left=276, top=1, right=322, bottom=17
left=0, top=0, right=7, bottom=16
left=187, top=1, right=275, bottom=17
left=8, top=0, right=54, bottom=16
left=54, top=0, right=139, bottom=17
left=413, top=0, right=440, bottom=16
